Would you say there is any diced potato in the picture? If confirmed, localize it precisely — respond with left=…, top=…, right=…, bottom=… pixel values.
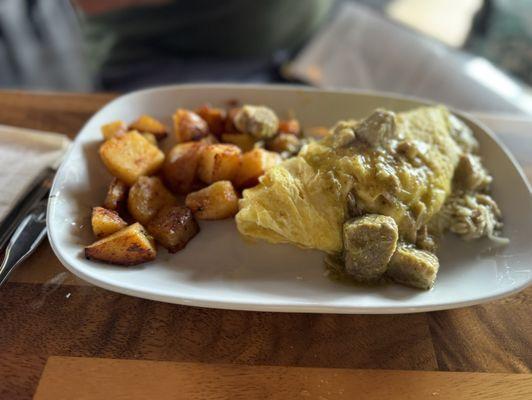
left=103, top=178, right=128, bottom=211
left=233, top=148, right=281, bottom=188
left=196, top=105, right=226, bottom=137
left=147, top=205, right=199, bottom=252
left=253, top=140, right=266, bottom=149
left=91, top=206, right=127, bottom=238
left=127, top=176, right=176, bottom=225
left=141, top=132, right=158, bottom=146
left=197, top=144, right=242, bottom=184
left=221, top=132, right=256, bottom=152
left=266, top=133, right=301, bottom=154
left=185, top=181, right=239, bottom=220
left=101, top=120, right=127, bottom=140
left=224, top=107, right=241, bottom=133
left=306, top=126, right=330, bottom=139
left=99, top=131, right=164, bottom=185
left=200, top=134, right=219, bottom=145
left=172, top=109, right=209, bottom=142
left=163, top=142, right=206, bottom=194
left=278, top=118, right=301, bottom=136
left=85, top=223, right=156, bottom=266
left=129, top=114, right=167, bottom=139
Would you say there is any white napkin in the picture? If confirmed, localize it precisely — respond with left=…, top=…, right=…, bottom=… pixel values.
left=0, top=124, right=71, bottom=222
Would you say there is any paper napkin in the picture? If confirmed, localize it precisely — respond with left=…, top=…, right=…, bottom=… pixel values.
left=0, top=124, right=71, bottom=223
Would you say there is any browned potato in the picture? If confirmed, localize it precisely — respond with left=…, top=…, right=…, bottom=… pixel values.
left=103, top=178, right=128, bottom=211
left=221, top=132, right=256, bottom=152
left=199, top=134, right=219, bottom=145
left=162, top=142, right=206, bottom=194
left=233, top=148, right=281, bottom=188
left=197, top=144, right=242, bottom=184
left=141, top=132, right=158, bottom=146
left=147, top=205, right=199, bottom=253
left=196, top=105, right=226, bottom=137
left=185, top=181, right=239, bottom=220
left=266, top=133, right=301, bottom=154
left=306, top=126, right=330, bottom=139
left=91, top=206, right=127, bottom=238
left=278, top=118, right=301, bottom=136
left=101, top=120, right=127, bottom=140
left=99, top=131, right=164, bottom=185
left=172, top=109, right=209, bottom=142
left=129, top=115, right=167, bottom=139
left=85, top=223, right=156, bottom=265
left=127, top=176, right=176, bottom=225
left=224, top=107, right=241, bottom=133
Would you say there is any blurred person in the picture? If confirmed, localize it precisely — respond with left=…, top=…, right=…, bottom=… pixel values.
left=466, top=0, right=532, bottom=86
left=73, top=0, right=334, bottom=89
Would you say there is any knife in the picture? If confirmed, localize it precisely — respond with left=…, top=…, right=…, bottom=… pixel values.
left=0, top=198, right=48, bottom=286
left=0, top=167, right=54, bottom=252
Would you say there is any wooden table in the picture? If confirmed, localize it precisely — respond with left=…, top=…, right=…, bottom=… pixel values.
left=0, top=91, right=530, bottom=399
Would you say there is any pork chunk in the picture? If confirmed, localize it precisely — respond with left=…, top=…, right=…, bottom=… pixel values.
left=343, top=214, right=399, bottom=282
left=386, top=245, right=439, bottom=289
left=355, top=109, right=397, bottom=147
left=449, top=115, right=478, bottom=153
left=453, top=153, right=492, bottom=191
left=234, top=105, right=279, bottom=139
left=325, top=121, right=357, bottom=149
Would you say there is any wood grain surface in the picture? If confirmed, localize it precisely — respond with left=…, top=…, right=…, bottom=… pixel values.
left=0, top=91, right=530, bottom=399
left=34, top=357, right=532, bottom=400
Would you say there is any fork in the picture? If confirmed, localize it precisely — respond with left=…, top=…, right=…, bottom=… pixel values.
left=0, top=198, right=48, bottom=286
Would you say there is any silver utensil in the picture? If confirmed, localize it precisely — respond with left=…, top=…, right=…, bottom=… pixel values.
left=0, top=167, right=54, bottom=252
left=0, top=198, right=48, bottom=286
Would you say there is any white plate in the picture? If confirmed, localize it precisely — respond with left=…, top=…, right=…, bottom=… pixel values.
left=47, top=84, right=532, bottom=314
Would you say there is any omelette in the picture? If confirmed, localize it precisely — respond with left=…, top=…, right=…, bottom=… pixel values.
left=236, top=106, right=504, bottom=289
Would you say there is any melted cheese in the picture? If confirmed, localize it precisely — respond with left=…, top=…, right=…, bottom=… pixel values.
left=236, top=106, right=462, bottom=252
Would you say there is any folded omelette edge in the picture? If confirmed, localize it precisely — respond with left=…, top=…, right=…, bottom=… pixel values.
left=235, top=106, right=463, bottom=254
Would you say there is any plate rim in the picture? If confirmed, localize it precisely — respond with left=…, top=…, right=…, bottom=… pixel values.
left=46, top=83, right=532, bottom=314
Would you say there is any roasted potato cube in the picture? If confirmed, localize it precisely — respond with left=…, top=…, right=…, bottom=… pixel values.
left=129, top=114, right=167, bottom=139
left=127, top=176, right=176, bottom=225
left=103, top=178, right=128, bottom=211
left=172, top=109, right=209, bottom=142
left=221, top=132, right=256, bottom=152
left=141, top=132, right=158, bottom=146
left=233, top=148, right=281, bottom=188
left=99, top=131, right=164, bottom=185
left=185, top=181, right=239, bottom=220
left=234, top=105, right=279, bottom=139
left=224, top=107, right=241, bottom=133
left=85, top=223, right=156, bottom=266
left=306, top=126, right=331, bottom=139
left=197, top=144, right=242, bottom=184
left=196, top=105, right=226, bottom=137
left=147, top=205, right=199, bottom=253
left=163, top=142, right=206, bottom=194
left=266, top=133, right=301, bottom=154
left=101, top=120, right=127, bottom=140
left=199, top=134, right=219, bottom=145
left=278, top=118, right=301, bottom=136
left=91, top=206, right=127, bottom=238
